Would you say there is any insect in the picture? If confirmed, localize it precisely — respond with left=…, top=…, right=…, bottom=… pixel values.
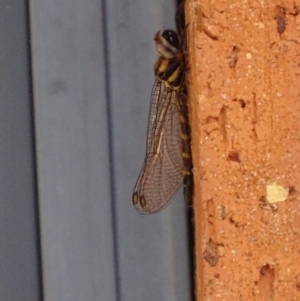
left=132, top=4, right=193, bottom=214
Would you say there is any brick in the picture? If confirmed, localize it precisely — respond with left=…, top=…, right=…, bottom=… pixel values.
left=186, top=0, right=300, bottom=300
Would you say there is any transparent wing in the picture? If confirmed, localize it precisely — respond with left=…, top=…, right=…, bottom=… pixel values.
left=132, top=80, right=183, bottom=214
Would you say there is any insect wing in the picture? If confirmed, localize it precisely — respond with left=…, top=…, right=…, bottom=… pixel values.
left=132, top=80, right=183, bottom=214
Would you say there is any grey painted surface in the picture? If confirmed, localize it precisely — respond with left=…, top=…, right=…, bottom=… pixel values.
left=30, top=0, right=116, bottom=300
left=0, top=1, right=41, bottom=301
left=30, top=0, right=191, bottom=300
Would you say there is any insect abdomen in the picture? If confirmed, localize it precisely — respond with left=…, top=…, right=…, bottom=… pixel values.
left=178, top=89, right=194, bottom=206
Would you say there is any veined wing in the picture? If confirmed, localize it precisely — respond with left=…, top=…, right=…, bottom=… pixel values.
left=132, top=80, right=183, bottom=214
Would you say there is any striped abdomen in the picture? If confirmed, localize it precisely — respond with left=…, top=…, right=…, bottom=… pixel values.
left=177, top=87, right=193, bottom=206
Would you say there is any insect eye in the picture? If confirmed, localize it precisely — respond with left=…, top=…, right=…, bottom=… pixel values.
left=162, top=30, right=180, bottom=49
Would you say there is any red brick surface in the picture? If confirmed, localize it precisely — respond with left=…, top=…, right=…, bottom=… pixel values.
left=186, top=0, right=300, bottom=300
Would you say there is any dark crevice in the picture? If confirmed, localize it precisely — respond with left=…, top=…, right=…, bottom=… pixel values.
left=175, top=0, right=197, bottom=299
left=187, top=207, right=197, bottom=301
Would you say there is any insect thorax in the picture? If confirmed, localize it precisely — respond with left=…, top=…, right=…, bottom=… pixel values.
left=154, top=56, right=184, bottom=90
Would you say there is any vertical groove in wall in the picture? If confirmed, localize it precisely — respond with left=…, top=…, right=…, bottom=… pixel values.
left=25, top=1, right=44, bottom=300
left=101, top=1, right=121, bottom=300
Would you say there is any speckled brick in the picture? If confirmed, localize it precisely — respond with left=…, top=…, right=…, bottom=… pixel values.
left=186, top=0, right=300, bottom=300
